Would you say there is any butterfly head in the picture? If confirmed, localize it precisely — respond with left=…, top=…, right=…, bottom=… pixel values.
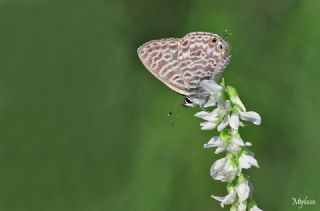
left=183, top=96, right=208, bottom=107
left=184, top=97, right=194, bottom=107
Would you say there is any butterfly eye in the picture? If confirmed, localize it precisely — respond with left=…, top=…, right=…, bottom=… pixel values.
left=209, top=37, right=218, bottom=46
left=184, top=97, right=192, bottom=104
left=183, top=97, right=194, bottom=107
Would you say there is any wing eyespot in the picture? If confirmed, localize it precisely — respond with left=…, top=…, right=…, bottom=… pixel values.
left=181, top=40, right=189, bottom=48
left=209, top=37, right=218, bottom=47
left=216, top=43, right=224, bottom=52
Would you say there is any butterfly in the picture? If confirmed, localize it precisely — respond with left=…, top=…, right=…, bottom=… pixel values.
left=137, top=32, right=231, bottom=107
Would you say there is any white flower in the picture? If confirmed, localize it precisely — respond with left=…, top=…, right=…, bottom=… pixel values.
left=229, top=110, right=261, bottom=131
left=195, top=107, right=227, bottom=130
left=203, top=136, right=220, bottom=148
left=196, top=81, right=263, bottom=210
left=199, top=121, right=218, bottom=130
left=210, top=156, right=239, bottom=182
left=239, top=153, right=259, bottom=169
left=236, top=176, right=250, bottom=202
left=227, top=137, right=245, bottom=152
left=250, top=205, right=263, bottom=211
left=204, top=135, right=245, bottom=154
left=211, top=188, right=236, bottom=207
left=195, top=111, right=219, bottom=130
left=239, top=111, right=261, bottom=125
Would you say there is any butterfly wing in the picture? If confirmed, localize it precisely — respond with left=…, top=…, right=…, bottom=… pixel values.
left=177, top=32, right=230, bottom=91
left=137, top=38, right=192, bottom=96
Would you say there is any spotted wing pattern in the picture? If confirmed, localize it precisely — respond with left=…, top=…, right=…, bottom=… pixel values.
left=137, top=38, right=191, bottom=96
left=177, top=32, right=230, bottom=90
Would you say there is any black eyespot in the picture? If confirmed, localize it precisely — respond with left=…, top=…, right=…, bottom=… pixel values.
left=209, top=37, right=218, bottom=46
left=219, top=44, right=223, bottom=50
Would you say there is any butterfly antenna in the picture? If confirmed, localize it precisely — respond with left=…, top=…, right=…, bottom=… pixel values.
left=222, top=29, right=232, bottom=38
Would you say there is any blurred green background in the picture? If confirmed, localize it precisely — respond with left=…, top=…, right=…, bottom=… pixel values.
left=0, top=0, right=319, bottom=210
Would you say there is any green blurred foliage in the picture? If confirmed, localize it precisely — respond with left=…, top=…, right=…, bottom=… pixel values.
left=0, top=0, right=319, bottom=210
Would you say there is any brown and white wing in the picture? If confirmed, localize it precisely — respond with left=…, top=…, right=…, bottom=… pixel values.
left=177, top=32, right=229, bottom=90
left=137, top=38, right=191, bottom=96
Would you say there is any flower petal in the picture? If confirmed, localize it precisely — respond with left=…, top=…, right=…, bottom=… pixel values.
left=211, top=189, right=236, bottom=207
left=239, top=155, right=251, bottom=169
left=211, top=157, right=226, bottom=172
left=229, top=112, right=240, bottom=130
left=217, top=115, right=229, bottom=132
left=215, top=147, right=226, bottom=154
left=228, top=143, right=241, bottom=152
left=210, top=157, right=239, bottom=181
left=223, top=190, right=237, bottom=204
left=204, top=136, right=219, bottom=148
left=239, top=154, right=259, bottom=169
left=236, top=180, right=250, bottom=202
left=211, top=196, right=225, bottom=207
left=250, top=205, right=263, bottom=211
left=232, top=137, right=245, bottom=146
left=231, top=96, right=246, bottom=111
left=200, top=121, right=218, bottom=130
left=203, top=98, right=216, bottom=108
left=194, top=111, right=213, bottom=121
left=221, top=159, right=239, bottom=181
left=244, top=154, right=259, bottom=168
left=221, top=169, right=239, bottom=182
left=245, top=142, right=252, bottom=146
left=240, top=111, right=261, bottom=125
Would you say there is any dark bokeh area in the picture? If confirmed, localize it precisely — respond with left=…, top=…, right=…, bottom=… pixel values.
left=0, top=0, right=319, bottom=210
